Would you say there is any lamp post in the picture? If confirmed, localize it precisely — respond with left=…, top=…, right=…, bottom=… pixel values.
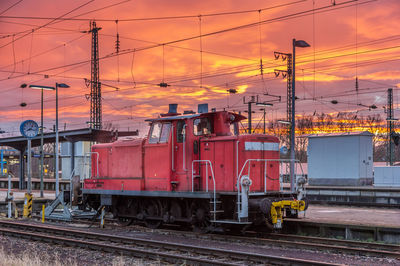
left=29, top=83, right=69, bottom=197
left=29, top=85, right=55, bottom=198
left=290, top=39, right=310, bottom=193
left=55, top=83, right=69, bottom=197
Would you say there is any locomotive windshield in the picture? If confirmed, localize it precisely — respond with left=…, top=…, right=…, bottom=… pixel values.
left=193, top=117, right=212, bottom=136
left=149, top=122, right=171, bottom=143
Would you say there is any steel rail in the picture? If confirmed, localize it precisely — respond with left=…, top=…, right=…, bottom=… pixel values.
left=0, top=227, right=235, bottom=266
left=32, top=217, right=399, bottom=258
left=182, top=230, right=400, bottom=258
left=0, top=220, right=340, bottom=266
left=266, top=233, right=400, bottom=253
left=106, top=223, right=400, bottom=259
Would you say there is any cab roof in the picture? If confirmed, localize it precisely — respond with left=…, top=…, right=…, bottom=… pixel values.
left=145, top=111, right=246, bottom=123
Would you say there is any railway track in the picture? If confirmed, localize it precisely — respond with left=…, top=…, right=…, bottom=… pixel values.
left=0, top=219, right=341, bottom=266
left=43, top=217, right=400, bottom=259
left=259, top=233, right=400, bottom=255
left=108, top=223, right=400, bottom=259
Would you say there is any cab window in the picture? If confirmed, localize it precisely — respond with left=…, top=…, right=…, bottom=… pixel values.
left=176, top=121, right=185, bottom=143
left=230, top=122, right=239, bottom=135
left=149, top=122, right=171, bottom=143
left=193, top=117, right=212, bottom=136
left=159, top=123, right=171, bottom=143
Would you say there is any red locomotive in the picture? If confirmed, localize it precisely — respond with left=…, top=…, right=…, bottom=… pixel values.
left=83, top=104, right=306, bottom=231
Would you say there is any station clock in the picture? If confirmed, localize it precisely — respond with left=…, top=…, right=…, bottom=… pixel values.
left=20, top=120, right=39, bottom=138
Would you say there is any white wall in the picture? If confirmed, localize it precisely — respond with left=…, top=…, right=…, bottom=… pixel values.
left=60, top=141, right=91, bottom=180
left=374, top=166, right=400, bottom=187
left=308, top=133, right=373, bottom=185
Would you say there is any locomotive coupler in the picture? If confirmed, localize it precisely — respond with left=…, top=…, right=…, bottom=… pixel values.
left=270, top=200, right=306, bottom=229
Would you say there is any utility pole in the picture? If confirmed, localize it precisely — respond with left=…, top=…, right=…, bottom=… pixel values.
left=89, top=21, right=102, bottom=129
left=274, top=52, right=293, bottom=146
left=243, top=96, right=256, bottom=134
left=258, top=108, right=267, bottom=134
left=244, top=95, right=273, bottom=134
left=40, top=88, right=44, bottom=197
left=274, top=39, right=310, bottom=193
left=387, top=88, right=394, bottom=165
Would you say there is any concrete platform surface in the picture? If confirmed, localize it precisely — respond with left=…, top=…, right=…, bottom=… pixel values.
left=0, top=189, right=56, bottom=201
left=302, top=205, right=400, bottom=228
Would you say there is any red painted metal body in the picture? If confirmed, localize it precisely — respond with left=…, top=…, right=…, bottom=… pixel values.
left=84, top=111, right=280, bottom=193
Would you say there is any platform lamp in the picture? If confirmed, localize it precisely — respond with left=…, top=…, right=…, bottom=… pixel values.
left=29, top=85, right=55, bottom=198
left=290, top=39, right=310, bottom=193
left=30, top=83, right=69, bottom=197
left=55, top=83, right=69, bottom=197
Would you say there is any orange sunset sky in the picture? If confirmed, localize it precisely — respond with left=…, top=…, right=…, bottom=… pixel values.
left=0, top=0, right=399, bottom=136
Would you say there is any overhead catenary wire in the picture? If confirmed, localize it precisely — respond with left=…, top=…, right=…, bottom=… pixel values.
left=0, top=0, right=393, bottom=132
left=0, top=0, right=306, bottom=22
left=0, top=0, right=95, bottom=49
left=0, top=0, right=24, bottom=16
left=0, top=0, right=372, bottom=84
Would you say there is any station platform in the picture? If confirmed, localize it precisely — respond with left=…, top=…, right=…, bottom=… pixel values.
left=0, top=189, right=55, bottom=214
left=285, top=205, right=400, bottom=244
left=305, top=185, right=400, bottom=206
left=302, top=205, right=400, bottom=228
left=280, top=183, right=400, bottom=206
left=0, top=177, right=70, bottom=191
left=0, top=189, right=55, bottom=201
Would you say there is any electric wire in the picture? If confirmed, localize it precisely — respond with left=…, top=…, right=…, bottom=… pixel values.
left=0, top=0, right=373, bottom=85
left=0, top=1, right=305, bottom=22
left=0, top=0, right=23, bottom=16
left=0, top=0, right=95, bottom=49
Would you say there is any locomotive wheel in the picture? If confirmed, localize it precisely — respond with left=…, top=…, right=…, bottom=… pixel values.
left=191, top=201, right=211, bottom=233
left=143, top=199, right=162, bottom=229
left=169, top=200, right=182, bottom=223
left=113, top=197, right=137, bottom=226
left=117, top=217, right=133, bottom=226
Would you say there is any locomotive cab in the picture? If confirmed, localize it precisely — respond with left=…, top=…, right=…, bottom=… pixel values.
left=83, top=104, right=306, bottom=231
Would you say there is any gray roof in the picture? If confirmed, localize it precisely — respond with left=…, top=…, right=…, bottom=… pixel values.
left=306, top=131, right=374, bottom=138
left=145, top=113, right=201, bottom=122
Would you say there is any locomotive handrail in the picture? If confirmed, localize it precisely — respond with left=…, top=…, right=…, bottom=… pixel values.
left=85, top=152, right=99, bottom=179
left=191, top=160, right=216, bottom=221
left=236, top=158, right=302, bottom=222
left=183, top=124, right=187, bottom=171
left=171, top=125, right=175, bottom=171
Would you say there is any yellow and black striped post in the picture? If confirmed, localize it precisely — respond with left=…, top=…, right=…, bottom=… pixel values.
left=23, top=193, right=33, bottom=218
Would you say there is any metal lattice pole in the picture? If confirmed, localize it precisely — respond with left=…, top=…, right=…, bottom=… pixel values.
left=89, top=21, right=102, bottom=129
left=387, top=88, right=394, bottom=165
left=286, top=54, right=293, bottom=148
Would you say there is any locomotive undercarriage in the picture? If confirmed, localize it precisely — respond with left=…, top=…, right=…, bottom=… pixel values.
left=83, top=192, right=302, bottom=232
